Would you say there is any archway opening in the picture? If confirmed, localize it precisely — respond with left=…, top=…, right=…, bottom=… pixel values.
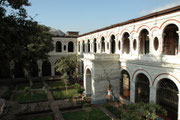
left=68, top=41, right=74, bottom=52
left=86, top=69, right=92, bottom=96
left=78, top=41, right=80, bottom=52
left=135, top=73, right=150, bottom=103
left=42, top=61, right=51, bottom=76
left=88, top=40, right=90, bottom=53
left=139, top=29, right=149, bottom=54
left=120, top=70, right=130, bottom=100
left=82, top=41, right=85, bottom=52
left=101, top=37, right=105, bottom=53
left=30, top=61, right=38, bottom=77
left=122, top=33, right=130, bottom=54
left=157, top=78, right=178, bottom=120
left=163, top=24, right=179, bottom=55
left=14, top=62, right=24, bottom=78
left=94, top=39, right=97, bottom=53
left=110, top=35, right=116, bottom=54
left=56, top=41, right=62, bottom=52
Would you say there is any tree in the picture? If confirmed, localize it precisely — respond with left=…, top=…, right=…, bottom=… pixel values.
left=55, top=55, right=80, bottom=83
left=0, top=0, right=54, bottom=86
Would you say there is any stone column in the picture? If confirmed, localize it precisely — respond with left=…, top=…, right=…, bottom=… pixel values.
left=130, top=81, right=135, bottom=103
left=37, top=60, right=42, bottom=77
left=178, top=94, right=180, bottom=120
left=149, top=86, right=157, bottom=103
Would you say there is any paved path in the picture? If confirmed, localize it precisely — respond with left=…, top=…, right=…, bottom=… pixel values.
left=43, top=81, right=65, bottom=120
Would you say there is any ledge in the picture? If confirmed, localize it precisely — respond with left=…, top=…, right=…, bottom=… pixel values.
left=83, top=53, right=120, bottom=61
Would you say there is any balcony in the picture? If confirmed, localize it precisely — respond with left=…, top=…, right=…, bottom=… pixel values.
left=82, top=53, right=120, bottom=61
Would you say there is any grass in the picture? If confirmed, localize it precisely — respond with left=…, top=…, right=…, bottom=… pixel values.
left=16, top=82, right=43, bottom=90
left=48, top=81, right=72, bottom=90
left=14, top=90, right=48, bottom=103
left=103, top=103, right=121, bottom=118
left=18, top=114, right=54, bottom=120
left=52, top=88, right=78, bottom=100
left=63, top=107, right=110, bottom=120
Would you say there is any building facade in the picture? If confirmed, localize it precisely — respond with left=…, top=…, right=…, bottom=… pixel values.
left=78, top=6, right=180, bottom=119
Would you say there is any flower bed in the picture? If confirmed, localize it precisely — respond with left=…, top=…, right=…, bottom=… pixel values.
left=14, top=90, right=48, bottom=104
left=52, top=89, right=78, bottom=100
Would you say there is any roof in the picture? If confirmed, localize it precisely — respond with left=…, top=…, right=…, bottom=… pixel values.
left=79, top=5, right=180, bottom=37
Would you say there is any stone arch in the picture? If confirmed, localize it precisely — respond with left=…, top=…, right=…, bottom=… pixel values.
left=137, top=25, right=151, bottom=34
left=93, top=38, right=97, bottom=53
left=138, top=29, right=150, bottom=54
left=42, top=61, right=51, bottom=76
left=85, top=68, right=92, bottom=96
left=78, top=41, right=80, bottom=52
left=162, top=24, right=179, bottom=55
left=154, top=74, right=179, bottom=120
left=122, top=32, right=130, bottom=54
left=68, top=41, right=74, bottom=52
left=101, top=36, right=105, bottom=53
left=110, top=34, right=116, bottom=54
left=82, top=41, right=85, bottom=52
left=120, top=69, right=131, bottom=100
left=56, top=41, right=62, bottom=52
left=135, top=73, right=150, bottom=103
left=160, top=19, right=180, bottom=32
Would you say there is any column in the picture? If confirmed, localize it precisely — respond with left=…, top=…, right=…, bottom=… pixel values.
left=178, top=94, right=180, bottom=120
left=51, top=61, right=55, bottom=76
left=149, top=86, right=157, bottom=103
left=148, top=33, right=153, bottom=55
left=130, top=81, right=135, bottom=103
left=37, top=60, right=42, bottom=77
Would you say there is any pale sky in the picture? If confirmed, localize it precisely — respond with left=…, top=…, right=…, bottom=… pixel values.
left=25, top=0, right=180, bottom=34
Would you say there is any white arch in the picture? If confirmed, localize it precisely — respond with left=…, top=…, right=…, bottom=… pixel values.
left=133, top=70, right=152, bottom=87
left=160, top=19, right=180, bottom=35
left=120, top=68, right=132, bottom=81
left=153, top=74, right=180, bottom=93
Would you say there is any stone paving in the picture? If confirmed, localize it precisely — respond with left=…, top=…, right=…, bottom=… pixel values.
left=0, top=81, right=120, bottom=120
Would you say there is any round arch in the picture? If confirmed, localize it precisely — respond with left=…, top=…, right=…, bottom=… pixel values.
left=132, top=69, right=152, bottom=86
left=160, top=19, right=180, bottom=34
left=137, top=25, right=151, bottom=35
left=68, top=41, right=74, bottom=52
left=135, top=73, right=150, bottom=103
left=84, top=68, right=92, bottom=96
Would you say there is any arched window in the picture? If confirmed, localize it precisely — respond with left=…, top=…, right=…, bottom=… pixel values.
left=139, top=29, right=149, bottom=54
left=83, top=41, right=85, bottom=52
left=94, top=39, right=97, bottom=53
left=110, top=35, right=116, bottom=54
left=56, top=41, right=62, bottom=52
left=163, top=24, right=179, bottom=55
left=88, top=40, right=90, bottom=53
left=135, top=73, right=150, bottom=103
left=120, top=70, right=130, bottom=100
left=101, top=37, right=105, bottom=53
left=122, top=33, right=130, bottom=54
left=157, top=78, right=178, bottom=119
left=68, top=41, right=74, bottom=52
left=42, top=61, right=51, bottom=76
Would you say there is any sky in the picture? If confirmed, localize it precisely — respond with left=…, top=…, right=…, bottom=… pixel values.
left=25, top=0, right=180, bottom=34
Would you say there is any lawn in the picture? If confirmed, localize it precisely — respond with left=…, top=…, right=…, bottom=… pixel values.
left=17, top=114, right=54, bottom=120
left=52, top=88, right=78, bottom=100
left=47, top=80, right=73, bottom=90
left=63, top=108, right=110, bottom=120
left=14, top=90, right=48, bottom=103
left=16, top=82, right=43, bottom=90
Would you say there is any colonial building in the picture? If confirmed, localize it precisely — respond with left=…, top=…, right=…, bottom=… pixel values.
left=78, top=6, right=180, bottom=119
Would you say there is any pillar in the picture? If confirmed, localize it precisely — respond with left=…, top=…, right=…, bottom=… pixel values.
left=178, top=94, right=180, bottom=120
left=130, top=81, right=135, bottom=103
left=149, top=86, right=157, bottom=103
left=37, top=60, right=42, bottom=77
